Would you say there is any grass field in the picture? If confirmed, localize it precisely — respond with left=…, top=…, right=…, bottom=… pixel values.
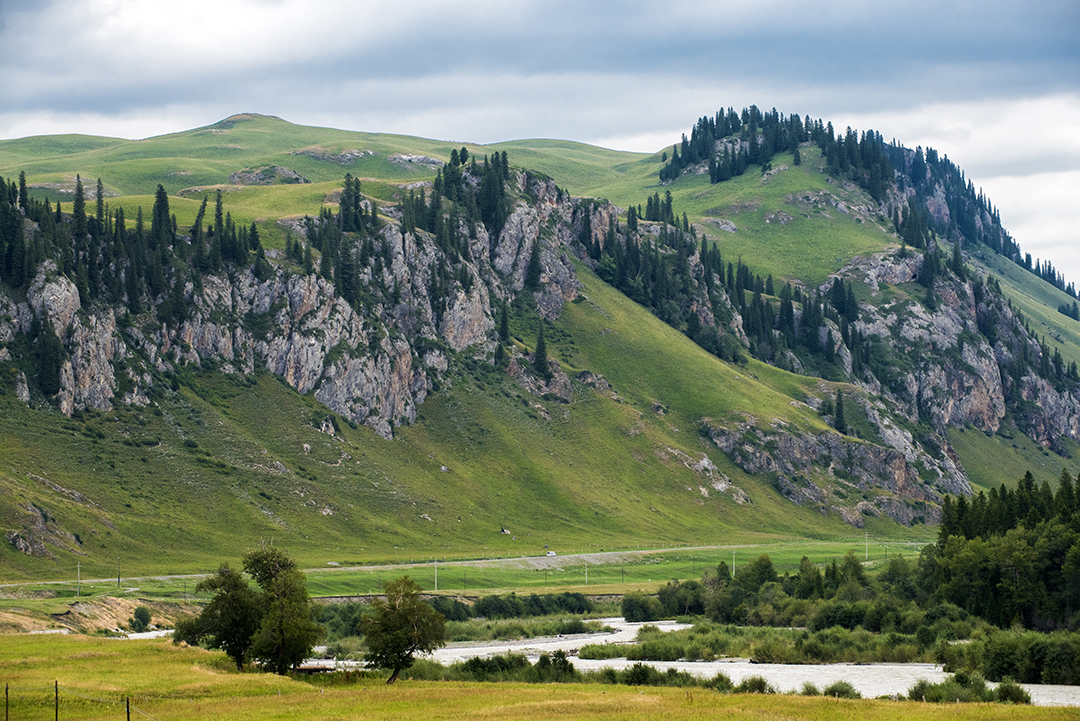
left=0, top=634, right=1070, bottom=721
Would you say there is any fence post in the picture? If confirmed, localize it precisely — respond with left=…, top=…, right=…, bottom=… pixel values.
left=127, top=696, right=131, bottom=721
left=54, top=680, right=58, bottom=721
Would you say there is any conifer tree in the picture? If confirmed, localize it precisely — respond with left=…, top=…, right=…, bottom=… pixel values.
left=17, top=171, right=28, bottom=211
left=533, top=319, right=550, bottom=380
left=834, top=389, right=847, bottom=435
left=525, top=239, right=542, bottom=289
left=72, top=174, right=87, bottom=238
left=95, top=178, right=105, bottom=227
left=498, top=302, right=510, bottom=343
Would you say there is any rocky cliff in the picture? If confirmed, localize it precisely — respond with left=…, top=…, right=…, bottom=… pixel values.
left=2, top=172, right=584, bottom=440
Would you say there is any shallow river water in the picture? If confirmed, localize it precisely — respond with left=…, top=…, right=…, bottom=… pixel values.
left=426, top=618, right=1080, bottom=707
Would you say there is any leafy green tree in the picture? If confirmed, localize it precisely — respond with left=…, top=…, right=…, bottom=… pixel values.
left=738, top=553, right=777, bottom=593
left=174, top=563, right=262, bottom=670
left=362, top=575, right=446, bottom=683
left=248, top=563, right=323, bottom=674
left=243, top=545, right=323, bottom=674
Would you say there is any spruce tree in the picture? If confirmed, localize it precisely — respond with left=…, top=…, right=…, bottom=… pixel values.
left=533, top=320, right=551, bottom=380
left=72, top=174, right=87, bottom=238
left=95, top=178, right=105, bottom=227
left=18, top=171, right=28, bottom=211
left=525, top=239, right=542, bottom=289
left=498, top=302, right=510, bottom=343
left=834, top=389, right=847, bottom=435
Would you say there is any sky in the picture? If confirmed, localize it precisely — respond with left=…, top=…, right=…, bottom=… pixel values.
left=1, top=0, right=1078, bottom=279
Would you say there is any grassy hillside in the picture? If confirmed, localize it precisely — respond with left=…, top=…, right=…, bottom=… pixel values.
left=0, top=249, right=933, bottom=581
left=2, top=113, right=1073, bottom=582
left=1, top=114, right=890, bottom=288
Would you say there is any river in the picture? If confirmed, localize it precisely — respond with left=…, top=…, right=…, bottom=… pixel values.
left=426, top=617, right=1079, bottom=707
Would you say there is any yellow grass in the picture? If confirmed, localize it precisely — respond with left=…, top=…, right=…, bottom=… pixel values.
left=0, top=634, right=1070, bottom=720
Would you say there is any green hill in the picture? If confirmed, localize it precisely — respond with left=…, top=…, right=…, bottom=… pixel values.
left=2, top=110, right=1077, bottom=583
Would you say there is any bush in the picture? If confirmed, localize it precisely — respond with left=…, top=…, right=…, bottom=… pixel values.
left=821, top=680, right=861, bottom=699
left=907, top=671, right=1010, bottom=704
left=710, top=671, right=734, bottom=692
left=994, top=678, right=1031, bottom=704
left=623, top=662, right=659, bottom=686
left=129, top=606, right=152, bottom=633
left=735, top=675, right=775, bottom=694
left=622, top=592, right=663, bottom=622
left=800, top=681, right=820, bottom=696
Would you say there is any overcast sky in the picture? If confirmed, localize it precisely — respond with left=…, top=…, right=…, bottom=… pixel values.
left=1, top=0, right=1077, bottom=280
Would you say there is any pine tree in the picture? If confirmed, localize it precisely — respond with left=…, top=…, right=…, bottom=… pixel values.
left=37, top=321, right=65, bottom=396
left=498, top=302, right=510, bottom=343
left=834, top=389, right=847, bottom=435
left=525, top=239, right=542, bottom=289
left=533, top=320, right=551, bottom=380
left=72, top=174, right=87, bottom=238
left=17, top=171, right=28, bottom=211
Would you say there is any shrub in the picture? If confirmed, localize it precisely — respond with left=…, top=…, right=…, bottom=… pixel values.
left=623, top=662, right=659, bottom=686
left=129, top=606, right=152, bottom=633
left=710, top=671, right=734, bottom=692
left=622, top=592, right=663, bottom=622
left=800, top=681, right=820, bottom=696
left=994, top=678, right=1031, bottom=704
left=821, top=680, right=861, bottom=699
left=735, top=675, right=775, bottom=694
left=907, top=672, right=1011, bottom=704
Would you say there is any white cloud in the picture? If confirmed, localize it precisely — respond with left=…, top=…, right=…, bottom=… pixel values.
left=981, top=170, right=1080, bottom=282
left=0, top=0, right=1076, bottom=280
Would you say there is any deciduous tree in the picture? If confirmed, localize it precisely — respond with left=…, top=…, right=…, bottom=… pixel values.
left=362, top=575, right=445, bottom=683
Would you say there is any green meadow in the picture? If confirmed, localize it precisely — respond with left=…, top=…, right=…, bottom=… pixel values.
left=0, top=634, right=1070, bottom=721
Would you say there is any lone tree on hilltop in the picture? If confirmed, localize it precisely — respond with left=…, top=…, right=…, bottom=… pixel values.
left=362, top=575, right=446, bottom=684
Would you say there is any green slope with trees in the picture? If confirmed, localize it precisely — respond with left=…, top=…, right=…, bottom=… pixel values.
left=1, top=108, right=1077, bottom=585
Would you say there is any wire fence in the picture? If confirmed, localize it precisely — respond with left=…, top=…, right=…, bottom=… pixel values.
left=3, top=682, right=161, bottom=721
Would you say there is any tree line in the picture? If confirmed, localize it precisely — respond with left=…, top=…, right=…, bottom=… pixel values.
left=658, top=104, right=1066, bottom=298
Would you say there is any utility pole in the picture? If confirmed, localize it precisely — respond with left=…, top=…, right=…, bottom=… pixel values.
left=434, top=559, right=437, bottom=592
left=732, top=551, right=735, bottom=577
left=865, top=531, right=869, bottom=561
left=77, top=562, right=81, bottom=598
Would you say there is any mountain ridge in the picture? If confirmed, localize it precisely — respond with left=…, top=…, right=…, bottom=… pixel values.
left=1, top=108, right=1077, bottom=580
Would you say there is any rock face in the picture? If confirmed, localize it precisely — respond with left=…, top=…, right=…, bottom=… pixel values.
left=0, top=173, right=588, bottom=439
left=841, top=246, right=1080, bottom=449
left=703, top=406, right=962, bottom=527
left=229, top=166, right=311, bottom=185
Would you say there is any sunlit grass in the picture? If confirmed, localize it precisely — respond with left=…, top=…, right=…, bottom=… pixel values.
left=0, top=634, right=1068, bottom=721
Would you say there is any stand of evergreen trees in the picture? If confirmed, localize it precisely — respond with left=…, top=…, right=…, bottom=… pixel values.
left=927, top=469, right=1080, bottom=630
left=658, top=104, right=1068, bottom=297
